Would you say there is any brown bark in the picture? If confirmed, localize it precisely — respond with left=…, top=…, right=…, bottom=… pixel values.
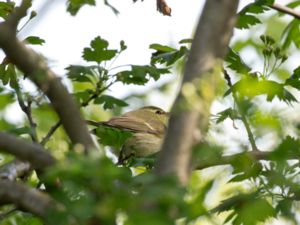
left=155, top=0, right=239, bottom=184
left=0, top=132, right=55, bottom=169
left=0, top=180, right=55, bottom=218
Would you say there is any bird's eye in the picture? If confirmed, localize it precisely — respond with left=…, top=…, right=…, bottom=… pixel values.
left=155, top=110, right=163, bottom=115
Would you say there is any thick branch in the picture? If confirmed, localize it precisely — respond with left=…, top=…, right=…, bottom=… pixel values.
left=0, top=1, right=95, bottom=152
left=0, top=132, right=55, bottom=169
left=6, top=0, right=32, bottom=30
left=0, top=180, right=55, bottom=218
left=155, top=0, right=239, bottom=184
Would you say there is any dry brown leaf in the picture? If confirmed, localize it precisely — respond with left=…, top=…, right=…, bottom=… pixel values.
left=157, top=0, right=171, bottom=16
left=133, top=0, right=172, bottom=16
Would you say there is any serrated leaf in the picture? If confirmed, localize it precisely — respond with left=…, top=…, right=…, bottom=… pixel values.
left=66, top=65, right=97, bottom=83
left=237, top=14, right=261, bottom=29
left=233, top=77, right=297, bottom=104
left=270, top=136, right=300, bottom=160
left=24, top=36, right=45, bottom=45
left=67, top=0, right=95, bottom=16
left=285, top=65, right=300, bottom=90
left=234, top=198, right=275, bottom=225
left=225, top=48, right=251, bottom=74
left=229, top=163, right=262, bottom=182
left=215, top=107, right=239, bottom=124
left=94, top=95, right=128, bottom=109
left=237, top=0, right=273, bottom=29
left=82, top=36, right=117, bottom=63
left=117, top=65, right=170, bottom=85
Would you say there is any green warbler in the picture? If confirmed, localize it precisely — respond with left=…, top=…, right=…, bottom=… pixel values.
left=88, top=106, right=169, bottom=164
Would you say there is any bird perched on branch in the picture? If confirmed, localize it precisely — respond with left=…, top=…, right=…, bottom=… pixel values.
left=87, top=106, right=169, bottom=164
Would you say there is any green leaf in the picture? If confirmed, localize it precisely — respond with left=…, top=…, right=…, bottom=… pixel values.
left=287, top=1, right=300, bottom=9
left=24, top=36, right=45, bottom=45
left=237, top=0, right=274, bottom=29
left=73, top=90, right=91, bottom=104
left=66, top=65, right=97, bottom=83
left=9, top=126, right=33, bottom=136
left=225, top=48, right=251, bottom=74
left=178, top=38, right=193, bottom=44
left=149, top=44, right=177, bottom=52
left=285, top=65, right=300, bottom=90
left=83, top=36, right=117, bottom=63
left=0, top=2, right=14, bottom=19
left=3, top=64, right=17, bottom=87
left=282, top=19, right=300, bottom=49
left=234, top=198, right=275, bottom=225
left=94, top=95, right=128, bottom=110
left=117, top=65, right=170, bottom=85
left=270, top=136, right=300, bottom=160
left=94, top=126, right=132, bottom=149
left=237, top=14, right=261, bottom=29
left=66, top=0, right=95, bottom=15
left=233, top=77, right=297, bottom=104
left=229, top=162, right=262, bottom=182
left=0, top=93, right=14, bottom=109
left=151, top=46, right=188, bottom=66
left=215, top=107, right=239, bottom=124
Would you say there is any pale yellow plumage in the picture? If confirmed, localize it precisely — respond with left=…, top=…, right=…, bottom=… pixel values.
left=88, top=106, right=169, bottom=164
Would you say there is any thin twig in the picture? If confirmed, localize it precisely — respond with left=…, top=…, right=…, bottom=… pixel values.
left=40, top=82, right=114, bottom=145
left=40, top=121, right=61, bottom=146
left=224, top=70, right=259, bottom=151
left=270, top=3, right=300, bottom=20
left=16, top=90, right=38, bottom=142
left=195, top=150, right=269, bottom=170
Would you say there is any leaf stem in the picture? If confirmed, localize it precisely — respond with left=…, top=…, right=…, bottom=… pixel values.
left=224, top=70, right=259, bottom=151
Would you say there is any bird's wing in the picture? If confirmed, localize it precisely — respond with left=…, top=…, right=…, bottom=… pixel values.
left=103, top=116, right=160, bottom=134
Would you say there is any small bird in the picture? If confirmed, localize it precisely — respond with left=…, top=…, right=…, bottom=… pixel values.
left=87, top=106, right=169, bottom=164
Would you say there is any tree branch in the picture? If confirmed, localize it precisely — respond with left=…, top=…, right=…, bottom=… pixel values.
left=0, top=0, right=96, bottom=152
left=0, top=180, right=55, bottom=219
left=270, top=3, right=300, bottom=20
left=0, top=160, right=31, bottom=181
left=16, top=90, right=38, bottom=142
left=0, top=132, right=55, bottom=169
left=40, top=82, right=114, bottom=146
left=155, top=0, right=239, bottom=184
left=194, top=150, right=269, bottom=170
left=5, top=0, right=32, bottom=30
